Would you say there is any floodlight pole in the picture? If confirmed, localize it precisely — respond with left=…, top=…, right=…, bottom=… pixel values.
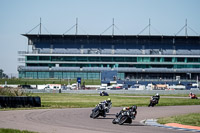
left=76, top=18, right=78, bottom=35
left=185, top=19, right=188, bottom=36
left=149, top=18, right=151, bottom=36
left=40, top=18, right=42, bottom=34
left=112, top=18, right=114, bottom=36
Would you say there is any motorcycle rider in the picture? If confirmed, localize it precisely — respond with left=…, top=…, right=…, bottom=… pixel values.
left=101, top=98, right=112, bottom=113
left=155, top=93, right=160, bottom=99
left=100, top=91, right=109, bottom=96
left=148, top=93, right=160, bottom=107
left=152, top=93, right=160, bottom=103
left=189, top=92, right=197, bottom=99
left=116, top=105, right=137, bottom=119
left=113, top=105, right=137, bottom=124
left=105, top=98, right=111, bottom=107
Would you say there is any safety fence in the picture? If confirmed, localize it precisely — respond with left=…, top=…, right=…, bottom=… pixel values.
left=0, top=96, right=41, bottom=108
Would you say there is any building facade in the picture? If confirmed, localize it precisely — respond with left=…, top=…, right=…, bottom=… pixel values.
left=18, top=34, right=200, bottom=81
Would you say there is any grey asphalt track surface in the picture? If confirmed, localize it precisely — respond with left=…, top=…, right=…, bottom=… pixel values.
left=0, top=105, right=200, bottom=133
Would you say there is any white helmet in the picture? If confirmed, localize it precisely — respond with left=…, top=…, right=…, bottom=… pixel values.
left=122, top=107, right=126, bottom=111
left=156, top=93, right=159, bottom=96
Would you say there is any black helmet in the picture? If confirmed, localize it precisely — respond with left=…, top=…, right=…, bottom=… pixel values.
left=132, top=105, right=137, bottom=110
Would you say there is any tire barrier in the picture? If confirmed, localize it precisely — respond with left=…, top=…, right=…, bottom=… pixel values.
left=0, top=96, right=41, bottom=108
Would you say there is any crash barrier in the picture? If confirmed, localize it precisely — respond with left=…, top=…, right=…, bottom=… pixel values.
left=0, top=96, right=41, bottom=108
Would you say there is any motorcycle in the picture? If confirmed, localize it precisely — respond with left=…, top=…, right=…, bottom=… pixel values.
left=148, top=96, right=159, bottom=107
left=90, top=102, right=106, bottom=119
left=112, top=107, right=137, bottom=125
left=100, top=91, right=109, bottom=96
left=189, top=94, right=198, bottom=99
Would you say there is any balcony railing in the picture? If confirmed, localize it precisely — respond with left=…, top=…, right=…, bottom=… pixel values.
left=18, top=66, right=200, bottom=73
left=18, top=49, right=200, bottom=55
left=18, top=58, right=25, bottom=62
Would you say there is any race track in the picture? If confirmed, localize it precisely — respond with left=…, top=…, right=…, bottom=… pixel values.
left=0, top=105, right=200, bottom=133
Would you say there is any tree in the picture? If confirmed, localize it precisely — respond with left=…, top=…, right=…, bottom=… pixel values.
left=0, top=69, right=8, bottom=79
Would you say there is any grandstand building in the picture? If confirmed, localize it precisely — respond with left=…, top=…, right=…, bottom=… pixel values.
left=18, top=34, right=200, bottom=82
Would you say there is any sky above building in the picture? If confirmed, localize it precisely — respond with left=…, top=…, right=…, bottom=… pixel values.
left=0, top=0, right=200, bottom=76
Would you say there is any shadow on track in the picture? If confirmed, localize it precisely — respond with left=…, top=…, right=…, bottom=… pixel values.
left=120, top=123, right=146, bottom=126
left=106, top=114, right=116, bottom=116
left=95, top=117, right=114, bottom=120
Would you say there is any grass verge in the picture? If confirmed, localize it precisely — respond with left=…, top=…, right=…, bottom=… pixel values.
left=0, top=128, right=37, bottom=133
left=0, top=93, right=199, bottom=110
left=34, top=93, right=200, bottom=108
left=157, top=113, right=200, bottom=127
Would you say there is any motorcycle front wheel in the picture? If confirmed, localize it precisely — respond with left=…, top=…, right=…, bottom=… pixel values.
left=92, top=110, right=100, bottom=119
left=119, top=116, right=128, bottom=125
left=112, top=119, right=117, bottom=124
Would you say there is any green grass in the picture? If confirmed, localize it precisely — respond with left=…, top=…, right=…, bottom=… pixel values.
left=0, top=93, right=200, bottom=110
left=0, top=128, right=37, bottom=133
left=40, top=94, right=150, bottom=108
left=157, top=113, right=200, bottom=127
left=36, top=93, right=200, bottom=108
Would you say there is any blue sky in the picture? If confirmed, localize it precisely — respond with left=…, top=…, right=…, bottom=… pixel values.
left=0, top=0, right=200, bottom=76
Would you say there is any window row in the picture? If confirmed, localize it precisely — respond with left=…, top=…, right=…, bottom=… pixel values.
left=26, top=56, right=200, bottom=63
left=19, top=72, right=100, bottom=79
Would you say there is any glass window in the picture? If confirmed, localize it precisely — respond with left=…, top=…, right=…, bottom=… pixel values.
left=27, top=56, right=37, bottom=61
left=88, top=57, right=100, bottom=62
left=113, top=57, right=124, bottom=62
left=63, top=72, right=75, bottom=79
left=38, top=72, right=49, bottom=79
left=150, top=57, right=156, bottom=62
left=39, top=56, right=50, bottom=61
left=52, top=56, right=76, bottom=61
left=164, top=57, right=172, bottom=62
left=143, top=57, right=150, bottom=62
left=125, top=57, right=137, bottom=62
left=75, top=72, right=88, bottom=79
left=137, top=57, right=143, bottom=62
left=19, top=72, right=26, bottom=78
left=187, top=58, right=200, bottom=63
left=101, top=57, right=112, bottom=62
left=88, top=72, right=100, bottom=79
left=26, top=72, right=37, bottom=79
left=117, top=73, right=124, bottom=80
left=77, top=57, right=88, bottom=61
left=54, top=72, right=63, bottom=79
left=177, top=58, right=185, bottom=62
left=63, top=57, right=76, bottom=61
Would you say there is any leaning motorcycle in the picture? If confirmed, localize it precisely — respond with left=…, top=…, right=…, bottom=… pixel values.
left=112, top=107, right=137, bottom=125
left=190, top=94, right=198, bottom=99
left=90, top=103, right=106, bottom=119
left=100, top=91, right=109, bottom=96
left=148, top=96, right=159, bottom=107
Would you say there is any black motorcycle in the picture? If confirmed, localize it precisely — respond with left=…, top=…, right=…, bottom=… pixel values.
left=90, top=103, right=106, bottom=119
left=148, top=96, right=159, bottom=107
left=100, top=91, right=109, bottom=96
left=112, top=107, right=137, bottom=125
